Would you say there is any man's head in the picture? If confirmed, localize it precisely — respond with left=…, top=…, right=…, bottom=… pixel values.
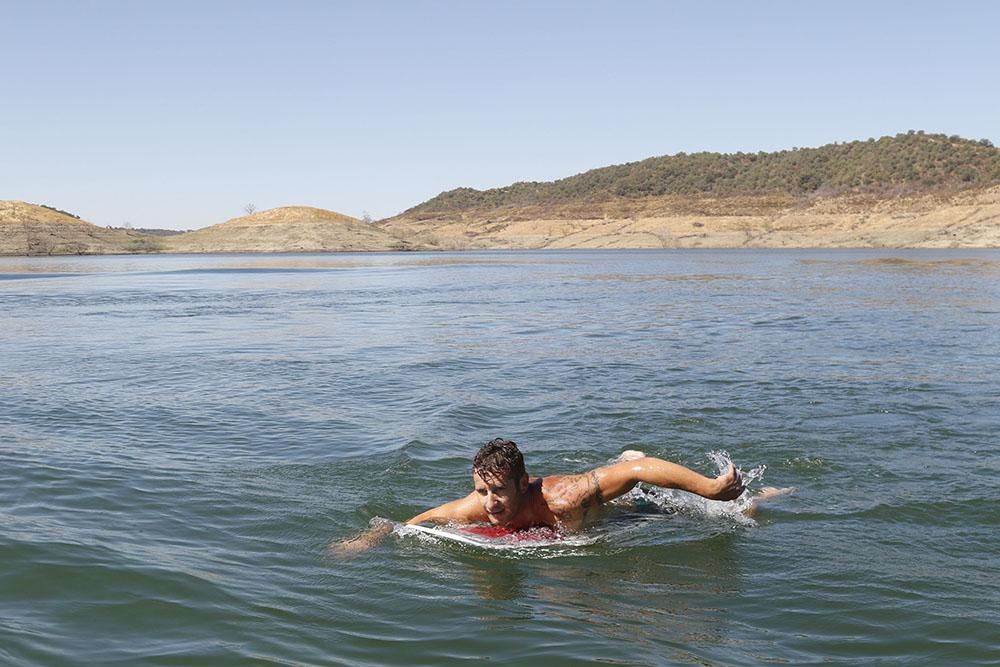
left=472, top=438, right=528, bottom=525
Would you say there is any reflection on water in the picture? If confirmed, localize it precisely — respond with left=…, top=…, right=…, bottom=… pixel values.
left=586, top=273, right=744, bottom=283
left=801, top=256, right=1000, bottom=272
left=458, top=532, right=744, bottom=662
left=0, top=252, right=576, bottom=276
left=467, top=556, right=528, bottom=600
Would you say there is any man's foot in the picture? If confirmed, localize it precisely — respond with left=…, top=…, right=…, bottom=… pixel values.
left=755, top=486, right=795, bottom=501
left=746, top=486, right=794, bottom=516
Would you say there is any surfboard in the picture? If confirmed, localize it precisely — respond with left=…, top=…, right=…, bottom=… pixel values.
left=403, top=523, right=567, bottom=549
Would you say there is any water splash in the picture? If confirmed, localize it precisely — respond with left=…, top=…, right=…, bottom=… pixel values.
left=614, top=450, right=766, bottom=527
left=708, top=449, right=767, bottom=487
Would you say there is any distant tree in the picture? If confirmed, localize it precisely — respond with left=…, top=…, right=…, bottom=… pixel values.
left=798, top=173, right=822, bottom=192
left=244, top=203, right=257, bottom=215
left=361, top=210, right=373, bottom=224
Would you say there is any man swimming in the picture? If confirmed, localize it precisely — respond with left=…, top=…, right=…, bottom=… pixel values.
left=332, top=437, right=750, bottom=555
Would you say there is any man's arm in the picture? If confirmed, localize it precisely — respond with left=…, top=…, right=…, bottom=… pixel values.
left=404, top=492, right=485, bottom=526
left=593, top=456, right=744, bottom=504
left=329, top=492, right=485, bottom=558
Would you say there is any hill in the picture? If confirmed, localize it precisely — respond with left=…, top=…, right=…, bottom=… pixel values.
left=5, top=132, right=1000, bottom=254
left=408, top=132, right=1000, bottom=213
left=160, top=206, right=412, bottom=253
left=0, top=201, right=162, bottom=255
left=380, top=133, right=1000, bottom=249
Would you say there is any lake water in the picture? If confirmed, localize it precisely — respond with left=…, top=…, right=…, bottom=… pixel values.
left=1, top=249, right=998, bottom=666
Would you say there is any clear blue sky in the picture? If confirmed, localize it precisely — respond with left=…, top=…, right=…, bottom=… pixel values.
left=2, top=0, right=998, bottom=230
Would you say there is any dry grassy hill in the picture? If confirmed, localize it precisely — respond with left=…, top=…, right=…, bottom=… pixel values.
left=161, top=206, right=413, bottom=253
left=0, top=201, right=161, bottom=255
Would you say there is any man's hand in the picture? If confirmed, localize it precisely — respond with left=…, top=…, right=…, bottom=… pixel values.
left=707, top=464, right=745, bottom=501
left=328, top=521, right=394, bottom=559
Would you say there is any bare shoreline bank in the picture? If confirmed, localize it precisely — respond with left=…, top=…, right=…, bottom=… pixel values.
left=3, top=187, right=999, bottom=256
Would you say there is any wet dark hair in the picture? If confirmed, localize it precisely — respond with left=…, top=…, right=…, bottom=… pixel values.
left=473, top=438, right=526, bottom=483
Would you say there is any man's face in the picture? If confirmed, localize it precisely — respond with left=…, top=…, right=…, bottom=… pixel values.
left=473, top=470, right=526, bottom=526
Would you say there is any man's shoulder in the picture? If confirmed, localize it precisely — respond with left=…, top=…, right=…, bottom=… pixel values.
left=538, top=472, right=589, bottom=494
left=539, top=471, right=602, bottom=513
